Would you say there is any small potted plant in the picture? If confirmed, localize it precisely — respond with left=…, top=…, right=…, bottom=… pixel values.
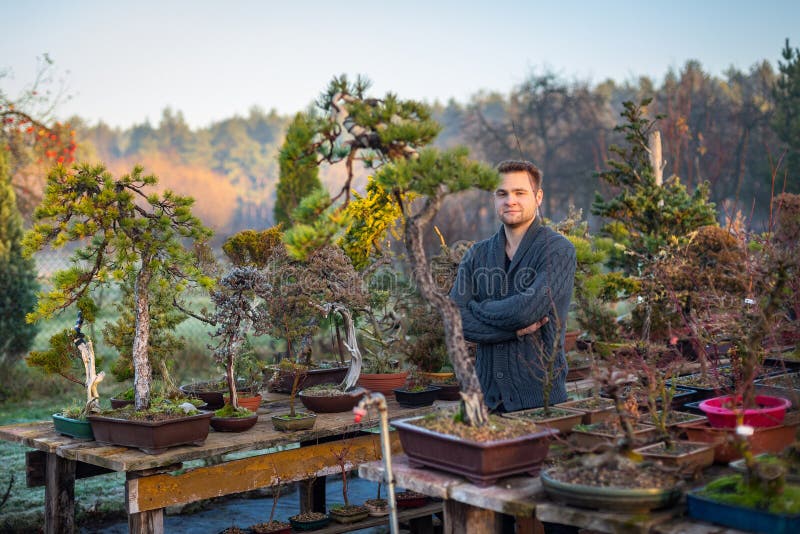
left=289, top=475, right=330, bottom=531
left=271, top=362, right=316, bottom=432
left=393, top=370, right=440, bottom=408
left=327, top=443, right=369, bottom=524
left=27, top=312, right=103, bottom=440
left=249, top=465, right=291, bottom=534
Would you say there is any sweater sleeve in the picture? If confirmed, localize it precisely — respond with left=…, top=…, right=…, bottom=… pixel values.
left=450, top=247, right=517, bottom=343
left=469, top=240, right=576, bottom=330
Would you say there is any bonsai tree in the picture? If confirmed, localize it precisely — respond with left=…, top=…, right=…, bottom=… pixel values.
left=23, top=163, right=213, bottom=410
left=283, top=76, right=498, bottom=426
left=27, top=310, right=105, bottom=415
left=250, top=463, right=291, bottom=533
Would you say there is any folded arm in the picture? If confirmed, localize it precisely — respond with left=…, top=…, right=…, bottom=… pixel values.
left=469, top=246, right=576, bottom=330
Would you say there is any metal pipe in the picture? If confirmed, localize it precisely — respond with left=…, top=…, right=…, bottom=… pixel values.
left=354, top=392, right=398, bottom=534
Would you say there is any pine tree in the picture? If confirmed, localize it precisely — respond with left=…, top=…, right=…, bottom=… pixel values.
left=0, top=149, right=38, bottom=367
left=274, top=113, right=323, bottom=226
left=23, top=163, right=213, bottom=410
left=773, top=38, right=800, bottom=190
left=591, top=99, right=717, bottom=275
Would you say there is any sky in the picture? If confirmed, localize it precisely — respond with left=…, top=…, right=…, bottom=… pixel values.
left=2, top=0, right=798, bottom=129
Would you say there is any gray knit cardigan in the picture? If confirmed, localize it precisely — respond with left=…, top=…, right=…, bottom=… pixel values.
left=450, top=219, right=576, bottom=411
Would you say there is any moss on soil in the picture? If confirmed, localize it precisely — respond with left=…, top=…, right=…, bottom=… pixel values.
left=214, top=404, right=254, bottom=418
left=698, top=474, right=800, bottom=514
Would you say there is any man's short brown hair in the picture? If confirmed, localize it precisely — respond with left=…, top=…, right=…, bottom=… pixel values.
left=496, top=160, right=542, bottom=189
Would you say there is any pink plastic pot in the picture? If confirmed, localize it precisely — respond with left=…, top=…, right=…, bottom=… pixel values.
left=698, top=394, right=791, bottom=428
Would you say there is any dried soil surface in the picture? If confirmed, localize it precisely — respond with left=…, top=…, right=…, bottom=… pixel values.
left=413, top=413, right=539, bottom=441
left=549, top=453, right=682, bottom=489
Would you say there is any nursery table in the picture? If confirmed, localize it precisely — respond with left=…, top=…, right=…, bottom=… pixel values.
left=360, top=456, right=754, bottom=534
left=0, top=394, right=445, bottom=534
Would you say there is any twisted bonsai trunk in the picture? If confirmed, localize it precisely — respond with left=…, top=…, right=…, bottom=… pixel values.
left=403, top=191, right=489, bottom=427
left=132, top=265, right=153, bottom=411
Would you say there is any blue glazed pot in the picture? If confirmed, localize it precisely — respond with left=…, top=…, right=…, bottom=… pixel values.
left=687, top=489, right=800, bottom=534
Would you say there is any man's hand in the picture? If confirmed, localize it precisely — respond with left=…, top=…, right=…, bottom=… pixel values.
left=516, top=317, right=548, bottom=337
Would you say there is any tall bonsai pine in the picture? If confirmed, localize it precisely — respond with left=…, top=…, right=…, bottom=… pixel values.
left=283, top=76, right=498, bottom=426
left=0, top=148, right=38, bottom=369
left=23, top=163, right=213, bottom=410
left=274, top=112, right=324, bottom=226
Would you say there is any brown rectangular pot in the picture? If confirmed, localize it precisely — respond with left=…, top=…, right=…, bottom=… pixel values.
left=557, top=398, right=615, bottom=425
left=87, top=411, right=213, bottom=454
left=679, top=420, right=799, bottom=464
left=503, top=407, right=584, bottom=435
left=392, top=415, right=557, bottom=487
left=634, top=440, right=715, bottom=474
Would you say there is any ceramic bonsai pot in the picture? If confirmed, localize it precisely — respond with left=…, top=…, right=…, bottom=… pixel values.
left=179, top=382, right=227, bottom=410
left=392, top=415, right=557, bottom=487
left=87, top=411, right=213, bottom=454
left=634, top=440, right=715, bottom=474
left=564, top=330, right=581, bottom=352
left=329, top=505, right=369, bottom=524
left=357, top=371, right=408, bottom=396
left=250, top=520, right=292, bottom=534
left=271, top=412, right=316, bottom=432
left=569, top=422, right=658, bottom=450
left=210, top=412, right=258, bottom=432
left=420, top=371, right=454, bottom=382
left=503, top=407, right=584, bottom=435
left=289, top=512, right=330, bottom=531
left=541, top=468, right=683, bottom=513
left=224, top=393, right=262, bottom=412
left=266, top=364, right=349, bottom=393
left=680, top=420, right=799, bottom=463
left=52, top=413, right=94, bottom=440
left=698, top=394, right=791, bottom=428
left=364, top=498, right=389, bottom=516
left=395, top=490, right=429, bottom=508
left=434, top=382, right=461, bottom=401
left=393, top=386, right=440, bottom=408
left=687, top=483, right=800, bottom=534
left=298, top=387, right=366, bottom=413
left=557, top=398, right=615, bottom=424
left=755, top=372, right=800, bottom=407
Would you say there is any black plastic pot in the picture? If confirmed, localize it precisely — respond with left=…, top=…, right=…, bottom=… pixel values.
left=393, top=386, right=440, bottom=408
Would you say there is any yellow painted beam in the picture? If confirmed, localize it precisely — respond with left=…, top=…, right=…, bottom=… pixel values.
left=127, top=433, right=401, bottom=513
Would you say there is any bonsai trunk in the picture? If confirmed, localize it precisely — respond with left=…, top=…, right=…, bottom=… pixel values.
left=403, top=192, right=489, bottom=427
left=132, top=266, right=153, bottom=410
left=226, top=352, right=238, bottom=410
left=289, top=370, right=302, bottom=418
left=76, top=337, right=103, bottom=412
left=331, top=305, right=362, bottom=391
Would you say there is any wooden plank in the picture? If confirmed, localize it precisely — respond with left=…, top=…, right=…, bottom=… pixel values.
left=46, top=398, right=437, bottom=472
left=359, top=455, right=467, bottom=500
left=26, top=450, right=115, bottom=487
left=443, top=500, right=503, bottom=534
left=535, top=501, right=679, bottom=534
left=126, top=432, right=402, bottom=513
left=128, top=509, right=163, bottom=534
left=44, top=452, right=76, bottom=534
left=0, top=421, right=77, bottom=453
left=360, top=455, right=544, bottom=516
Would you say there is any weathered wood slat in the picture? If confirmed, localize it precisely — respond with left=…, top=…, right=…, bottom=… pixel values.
left=0, top=398, right=441, bottom=472
left=535, top=501, right=680, bottom=534
left=127, top=432, right=402, bottom=513
left=443, top=500, right=503, bottom=534
left=359, top=455, right=542, bottom=516
left=26, top=450, right=115, bottom=487
left=44, top=453, right=75, bottom=534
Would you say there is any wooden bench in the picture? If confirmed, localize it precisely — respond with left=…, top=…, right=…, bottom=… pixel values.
left=0, top=394, right=445, bottom=534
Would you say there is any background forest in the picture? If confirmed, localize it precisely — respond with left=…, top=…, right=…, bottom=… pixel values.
left=10, top=58, right=798, bottom=244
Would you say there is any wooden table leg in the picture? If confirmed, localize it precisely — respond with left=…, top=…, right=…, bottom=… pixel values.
left=299, top=476, right=327, bottom=513
left=443, top=500, right=503, bottom=533
left=126, top=472, right=164, bottom=534
left=128, top=509, right=164, bottom=534
left=45, top=452, right=76, bottom=534
left=515, top=515, right=545, bottom=534
left=409, top=514, right=436, bottom=534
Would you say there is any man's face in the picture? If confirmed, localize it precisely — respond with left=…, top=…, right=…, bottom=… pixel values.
left=494, top=170, right=542, bottom=228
